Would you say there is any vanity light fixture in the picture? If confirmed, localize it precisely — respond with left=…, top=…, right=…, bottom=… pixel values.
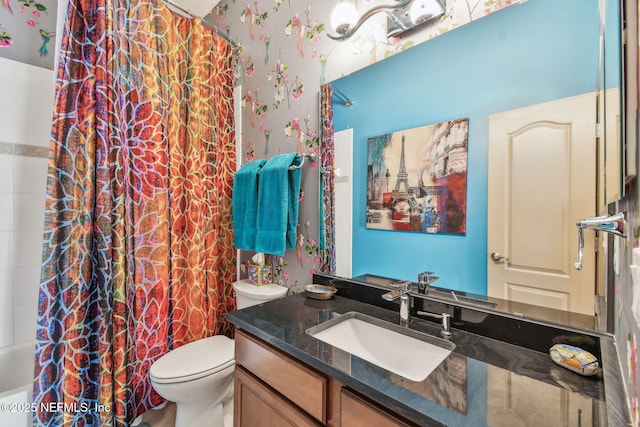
left=409, top=0, right=445, bottom=25
left=328, top=0, right=445, bottom=41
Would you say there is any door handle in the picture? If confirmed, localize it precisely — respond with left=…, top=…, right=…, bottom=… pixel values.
left=490, top=252, right=509, bottom=263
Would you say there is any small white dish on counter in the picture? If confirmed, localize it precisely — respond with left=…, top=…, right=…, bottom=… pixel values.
left=304, top=284, right=337, bottom=300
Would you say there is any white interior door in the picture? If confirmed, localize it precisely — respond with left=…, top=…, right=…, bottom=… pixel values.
left=334, top=128, right=353, bottom=277
left=487, top=92, right=597, bottom=315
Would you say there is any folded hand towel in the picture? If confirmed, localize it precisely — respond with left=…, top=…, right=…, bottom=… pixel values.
left=233, top=159, right=267, bottom=250
left=255, top=153, right=302, bottom=256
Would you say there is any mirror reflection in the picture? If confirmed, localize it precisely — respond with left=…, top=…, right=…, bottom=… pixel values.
left=320, top=0, right=622, bottom=329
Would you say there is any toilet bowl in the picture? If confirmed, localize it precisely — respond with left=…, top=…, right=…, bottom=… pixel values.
left=150, top=335, right=234, bottom=427
left=149, top=280, right=288, bottom=427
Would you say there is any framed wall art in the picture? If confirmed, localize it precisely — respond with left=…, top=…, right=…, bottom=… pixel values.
left=366, top=118, right=469, bottom=235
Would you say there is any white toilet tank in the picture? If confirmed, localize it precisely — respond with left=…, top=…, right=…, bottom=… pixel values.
left=232, top=279, right=288, bottom=309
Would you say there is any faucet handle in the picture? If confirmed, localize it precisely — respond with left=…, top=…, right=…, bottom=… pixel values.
left=389, top=280, right=412, bottom=291
left=418, top=271, right=434, bottom=283
left=417, top=273, right=438, bottom=293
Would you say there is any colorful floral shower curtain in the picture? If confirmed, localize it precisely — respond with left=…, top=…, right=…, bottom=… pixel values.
left=320, top=84, right=336, bottom=274
left=33, top=0, right=236, bottom=425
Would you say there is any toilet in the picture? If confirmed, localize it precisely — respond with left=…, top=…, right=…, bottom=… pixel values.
left=149, top=279, right=288, bottom=427
left=232, top=279, right=289, bottom=308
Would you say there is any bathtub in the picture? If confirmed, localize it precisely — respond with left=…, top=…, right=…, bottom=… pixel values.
left=0, top=341, right=35, bottom=427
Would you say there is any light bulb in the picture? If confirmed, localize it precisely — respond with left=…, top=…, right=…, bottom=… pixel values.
left=331, top=2, right=359, bottom=35
left=409, top=0, right=444, bottom=25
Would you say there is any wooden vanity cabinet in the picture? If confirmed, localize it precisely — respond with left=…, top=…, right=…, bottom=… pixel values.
left=234, top=329, right=327, bottom=424
left=234, top=366, right=321, bottom=426
left=233, top=329, right=419, bottom=427
left=340, top=388, right=417, bottom=427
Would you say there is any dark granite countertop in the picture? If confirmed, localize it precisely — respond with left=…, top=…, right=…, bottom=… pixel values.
left=227, top=291, right=630, bottom=426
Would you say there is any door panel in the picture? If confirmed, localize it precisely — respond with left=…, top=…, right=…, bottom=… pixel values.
left=488, top=93, right=596, bottom=315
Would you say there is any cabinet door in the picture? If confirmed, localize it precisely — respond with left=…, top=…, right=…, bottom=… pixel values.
left=235, top=329, right=327, bottom=423
left=340, top=388, right=415, bottom=427
left=234, top=366, right=321, bottom=427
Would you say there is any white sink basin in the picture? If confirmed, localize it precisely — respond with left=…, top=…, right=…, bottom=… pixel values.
left=306, top=312, right=455, bottom=382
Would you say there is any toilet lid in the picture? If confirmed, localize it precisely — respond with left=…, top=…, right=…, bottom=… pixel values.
left=150, top=335, right=235, bottom=383
left=233, top=280, right=288, bottom=299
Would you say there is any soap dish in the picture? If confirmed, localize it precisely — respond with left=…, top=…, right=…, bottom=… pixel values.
left=304, top=284, right=337, bottom=300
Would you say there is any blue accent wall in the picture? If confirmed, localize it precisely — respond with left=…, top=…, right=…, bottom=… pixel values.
left=332, top=0, right=621, bottom=294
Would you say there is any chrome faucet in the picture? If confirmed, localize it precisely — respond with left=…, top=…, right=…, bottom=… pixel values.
left=416, top=311, right=453, bottom=338
left=574, top=212, right=626, bottom=270
left=417, top=271, right=439, bottom=294
left=381, top=280, right=412, bottom=327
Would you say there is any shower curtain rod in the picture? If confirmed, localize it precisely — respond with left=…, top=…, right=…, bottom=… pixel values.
left=162, top=0, right=240, bottom=51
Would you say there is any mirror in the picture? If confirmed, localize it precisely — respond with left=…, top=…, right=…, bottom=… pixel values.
left=319, top=0, right=623, bottom=330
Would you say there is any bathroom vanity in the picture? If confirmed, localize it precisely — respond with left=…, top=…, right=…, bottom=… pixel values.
left=233, top=329, right=414, bottom=426
left=227, top=275, right=631, bottom=426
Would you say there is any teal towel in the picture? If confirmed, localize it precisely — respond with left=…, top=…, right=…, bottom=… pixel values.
left=233, top=159, right=267, bottom=250
left=255, top=153, right=302, bottom=256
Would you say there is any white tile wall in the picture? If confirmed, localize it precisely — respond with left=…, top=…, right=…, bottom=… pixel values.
left=14, top=230, right=45, bottom=269
left=0, top=307, right=13, bottom=348
left=0, top=59, right=15, bottom=145
left=0, top=153, right=13, bottom=349
left=14, top=303, right=38, bottom=344
left=0, top=268, right=13, bottom=308
left=14, top=267, right=40, bottom=306
left=0, top=155, right=13, bottom=193
left=13, top=157, right=48, bottom=194
left=0, top=56, right=54, bottom=147
left=0, top=231, right=12, bottom=271
left=13, top=193, right=45, bottom=232
left=0, top=57, right=53, bottom=349
left=0, top=194, right=11, bottom=232
left=14, top=66, right=55, bottom=148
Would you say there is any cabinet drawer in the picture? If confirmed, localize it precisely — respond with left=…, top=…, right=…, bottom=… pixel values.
left=235, top=366, right=321, bottom=427
left=235, top=329, right=327, bottom=423
left=341, top=388, right=416, bottom=427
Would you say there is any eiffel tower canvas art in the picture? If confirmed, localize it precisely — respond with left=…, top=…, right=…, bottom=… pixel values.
left=366, top=118, right=469, bottom=235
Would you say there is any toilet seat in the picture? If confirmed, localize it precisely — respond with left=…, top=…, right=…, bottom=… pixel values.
left=150, top=335, right=235, bottom=384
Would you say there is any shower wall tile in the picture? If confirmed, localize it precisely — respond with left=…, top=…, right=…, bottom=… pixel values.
left=14, top=230, right=43, bottom=268
left=0, top=57, right=54, bottom=148
left=0, top=57, right=53, bottom=349
left=0, top=268, right=13, bottom=309
left=13, top=193, right=45, bottom=231
left=0, top=155, right=12, bottom=193
left=13, top=302, right=37, bottom=344
left=14, top=267, right=40, bottom=306
left=0, top=194, right=11, bottom=232
left=13, top=157, right=48, bottom=194
left=0, top=231, right=12, bottom=270
left=13, top=68, right=54, bottom=149
left=0, top=306, right=13, bottom=348
left=0, top=60, right=15, bottom=145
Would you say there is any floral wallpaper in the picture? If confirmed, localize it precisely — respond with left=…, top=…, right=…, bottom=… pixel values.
left=210, top=0, right=522, bottom=290
left=0, top=0, right=56, bottom=69
left=616, top=189, right=640, bottom=425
